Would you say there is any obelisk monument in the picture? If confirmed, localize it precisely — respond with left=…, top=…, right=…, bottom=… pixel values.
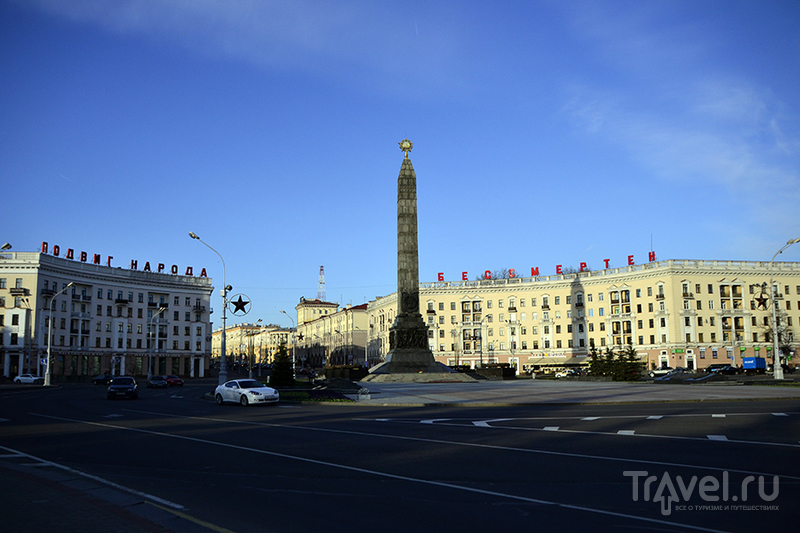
left=365, top=140, right=472, bottom=381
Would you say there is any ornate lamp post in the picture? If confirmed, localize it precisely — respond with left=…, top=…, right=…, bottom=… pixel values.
left=770, top=237, right=800, bottom=380
left=189, top=232, right=231, bottom=385
left=44, top=282, right=73, bottom=386
left=280, top=310, right=296, bottom=373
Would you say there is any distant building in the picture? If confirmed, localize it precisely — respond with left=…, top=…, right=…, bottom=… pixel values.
left=294, top=299, right=368, bottom=368
left=366, top=259, right=800, bottom=374
left=0, top=251, right=213, bottom=381
left=211, top=323, right=291, bottom=369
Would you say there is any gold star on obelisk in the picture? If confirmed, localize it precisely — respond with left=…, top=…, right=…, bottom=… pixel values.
left=399, top=138, right=413, bottom=159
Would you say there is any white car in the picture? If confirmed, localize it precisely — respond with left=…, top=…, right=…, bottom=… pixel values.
left=648, top=367, right=675, bottom=378
left=14, top=374, right=43, bottom=384
left=214, top=379, right=279, bottom=406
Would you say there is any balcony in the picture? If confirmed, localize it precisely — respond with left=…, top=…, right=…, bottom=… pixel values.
left=682, top=292, right=694, bottom=298
left=115, top=298, right=130, bottom=305
left=41, top=288, right=55, bottom=297
left=9, top=287, right=28, bottom=296
left=148, top=302, right=168, bottom=308
left=193, top=305, right=206, bottom=313
left=656, top=294, right=665, bottom=300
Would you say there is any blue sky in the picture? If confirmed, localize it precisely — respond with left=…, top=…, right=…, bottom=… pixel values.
left=3, top=0, right=799, bottom=328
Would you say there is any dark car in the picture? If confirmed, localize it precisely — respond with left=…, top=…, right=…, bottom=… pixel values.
left=92, top=374, right=114, bottom=385
left=107, top=376, right=138, bottom=399
left=164, top=375, right=184, bottom=387
left=147, top=375, right=168, bottom=388
left=705, top=364, right=739, bottom=375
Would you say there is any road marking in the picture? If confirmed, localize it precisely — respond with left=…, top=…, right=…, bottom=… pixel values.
left=618, top=430, right=636, bottom=435
left=707, top=435, right=728, bottom=441
left=543, top=426, right=560, bottom=431
left=773, top=413, right=788, bottom=416
left=119, top=409, right=800, bottom=480
left=712, top=414, right=725, bottom=418
left=581, top=417, right=600, bottom=420
left=421, top=419, right=450, bottom=424
left=0, top=444, right=184, bottom=510
left=26, top=413, right=732, bottom=533
left=145, top=502, right=237, bottom=533
left=647, top=415, right=663, bottom=420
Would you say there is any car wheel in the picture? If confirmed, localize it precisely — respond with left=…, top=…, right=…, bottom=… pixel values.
left=215, top=394, right=224, bottom=405
left=240, top=394, right=249, bottom=406
left=649, top=372, right=655, bottom=378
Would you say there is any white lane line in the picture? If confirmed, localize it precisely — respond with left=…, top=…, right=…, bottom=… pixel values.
left=712, top=414, right=726, bottom=418
left=647, top=416, right=663, bottom=420
left=581, top=417, right=600, bottom=421
left=119, top=408, right=800, bottom=480
left=542, top=426, right=560, bottom=431
left=421, top=419, right=450, bottom=424
left=707, top=435, right=728, bottom=441
left=772, top=413, right=788, bottom=416
left=28, top=413, right=728, bottom=533
left=618, top=430, right=636, bottom=435
left=0, top=444, right=184, bottom=509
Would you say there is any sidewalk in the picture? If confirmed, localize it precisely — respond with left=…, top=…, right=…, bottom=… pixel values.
left=350, top=378, right=800, bottom=406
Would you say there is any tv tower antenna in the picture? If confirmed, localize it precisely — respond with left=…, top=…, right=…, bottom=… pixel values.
left=317, top=265, right=326, bottom=301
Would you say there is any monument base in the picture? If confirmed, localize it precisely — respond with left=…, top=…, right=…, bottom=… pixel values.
left=362, top=349, right=476, bottom=383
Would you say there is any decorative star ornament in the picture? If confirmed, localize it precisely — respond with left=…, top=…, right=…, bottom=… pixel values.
left=229, top=294, right=251, bottom=315
left=754, top=292, right=769, bottom=311
left=399, top=138, right=413, bottom=159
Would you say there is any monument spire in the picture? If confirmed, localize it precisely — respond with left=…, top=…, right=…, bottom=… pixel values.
left=363, top=140, right=473, bottom=382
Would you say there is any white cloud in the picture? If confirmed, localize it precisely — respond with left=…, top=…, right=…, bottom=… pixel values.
left=23, top=0, right=464, bottom=96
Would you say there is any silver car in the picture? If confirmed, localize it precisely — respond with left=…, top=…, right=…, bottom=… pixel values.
left=214, top=379, right=279, bottom=406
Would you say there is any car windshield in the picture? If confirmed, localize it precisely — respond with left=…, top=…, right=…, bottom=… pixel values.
left=113, top=378, right=134, bottom=385
left=238, top=380, right=264, bottom=389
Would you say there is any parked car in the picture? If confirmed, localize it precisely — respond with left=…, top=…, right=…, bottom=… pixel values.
left=704, top=364, right=739, bottom=375
left=164, top=375, right=184, bottom=387
left=214, top=379, right=279, bottom=406
left=13, top=374, right=43, bottom=384
left=147, top=375, right=168, bottom=388
left=648, top=367, right=674, bottom=378
left=107, top=376, right=138, bottom=400
left=92, top=374, right=114, bottom=385
left=555, top=369, right=578, bottom=378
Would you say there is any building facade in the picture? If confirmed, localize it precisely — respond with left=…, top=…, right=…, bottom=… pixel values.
left=211, top=323, right=292, bottom=370
left=0, top=251, right=213, bottom=381
left=294, top=299, right=368, bottom=368
left=366, top=259, right=800, bottom=373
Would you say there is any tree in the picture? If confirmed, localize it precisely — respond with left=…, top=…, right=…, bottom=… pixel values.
left=475, top=269, right=514, bottom=281
left=270, top=342, right=294, bottom=387
left=614, top=344, right=643, bottom=381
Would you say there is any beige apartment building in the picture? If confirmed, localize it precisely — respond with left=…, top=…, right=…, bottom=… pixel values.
left=211, top=323, right=292, bottom=369
left=0, top=251, right=213, bottom=381
left=294, top=299, right=368, bottom=368
left=366, top=259, right=800, bottom=373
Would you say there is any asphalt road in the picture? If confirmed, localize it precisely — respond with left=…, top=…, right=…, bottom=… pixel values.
left=1, top=381, right=798, bottom=533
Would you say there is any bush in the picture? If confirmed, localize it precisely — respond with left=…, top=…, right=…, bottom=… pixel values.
left=270, top=343, right=295, bottom=387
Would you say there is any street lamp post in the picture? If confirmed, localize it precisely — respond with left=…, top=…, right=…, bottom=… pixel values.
left=44, top=282, right=73, bottom=387
left=280, top=310, right=296, bottom=373
left=189, top=232, right=231, bottom=385
left=770, top=237, right=800, bottom=380
left=148, top=306, right=167, bottom=380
